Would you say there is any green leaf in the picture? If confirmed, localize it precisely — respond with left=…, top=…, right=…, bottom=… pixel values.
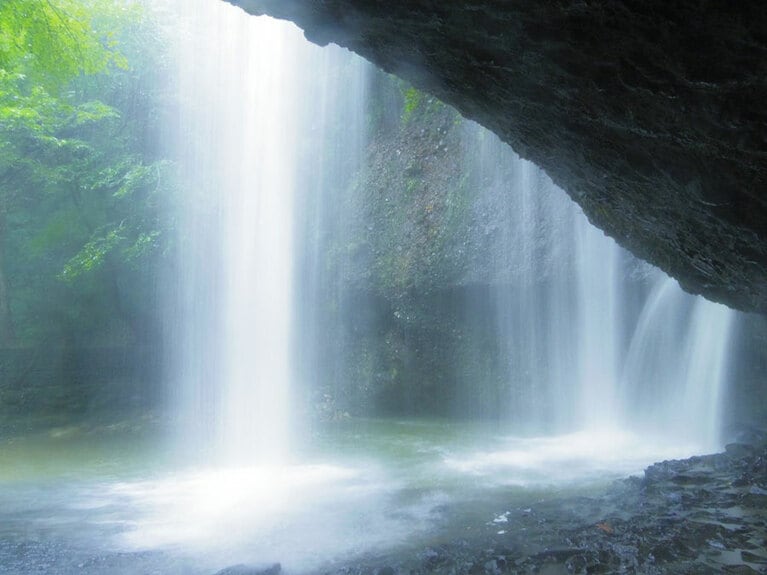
left=59, top=225, right=125, bottom=282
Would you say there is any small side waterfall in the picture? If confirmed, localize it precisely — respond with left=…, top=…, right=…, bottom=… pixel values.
left=295, top=46, right=370, bottom=427
left=621, top=275, right=735, bottom=451
left=463, top=124, right=735, bottom=450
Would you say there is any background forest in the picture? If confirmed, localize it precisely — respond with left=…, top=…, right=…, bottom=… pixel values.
left=0, top=0, right=171, bottom=345
left=0, top=0, right=173, bottom=428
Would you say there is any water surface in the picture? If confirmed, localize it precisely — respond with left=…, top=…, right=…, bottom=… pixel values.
left=0, top=419, right=711, bottom=574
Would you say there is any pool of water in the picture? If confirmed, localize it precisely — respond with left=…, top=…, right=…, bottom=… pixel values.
left=0, top=419, right=711, bottom=574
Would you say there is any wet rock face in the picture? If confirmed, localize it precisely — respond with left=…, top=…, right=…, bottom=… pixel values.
left=226, top=0, right=767, bottom=313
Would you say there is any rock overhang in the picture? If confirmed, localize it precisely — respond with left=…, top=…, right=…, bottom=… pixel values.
left=225, top=0, right=767, bottom=313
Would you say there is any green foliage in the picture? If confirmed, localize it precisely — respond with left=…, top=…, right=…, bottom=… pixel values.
left=0, top=0, right=122, bottom=90
left=401, top=86, right=424, bottom=123
left=0, top=0, right=175, bottom=346
left=60, top=225, right=124, bottom=281
left=399, top=82, right=451, bottom=126
left=58, top=157, right=171, bottom=282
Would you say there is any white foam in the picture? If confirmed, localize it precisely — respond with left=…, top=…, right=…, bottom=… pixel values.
left=443, top=429, right=708, bottom=486
left=97, top=462, right=440, bottom=572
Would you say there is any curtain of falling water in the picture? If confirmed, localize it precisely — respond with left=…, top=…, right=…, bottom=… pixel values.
left=167, top=1, right=315, bottom=464
left=471, top=125, right=582, bottom=433
left=165, top=0, right=737, bottom=459
left=294, top=47, right=370, bottom=430
left=463, top=123, right=736, bottom=450
left=166, top=0, right=369, bottom=463
left=621, top=274, right=736, bottom=450
left=575, top=219, right=621, bottom=430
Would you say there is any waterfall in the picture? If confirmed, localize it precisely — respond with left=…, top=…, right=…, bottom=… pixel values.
left=575, top=220, right=621, bottom=430
left=166, top=0, right=371, bottom=464
left=621, top=275, right=735, bottom=451
left=295, top=46, right=370, bottom=427
left=166, top=0, right=736, bottom=463
left=167, top=1, right=346, bottom=463
left=38, top=3, right=746, bottom=572
left=464, top=124, right=736, bottom=450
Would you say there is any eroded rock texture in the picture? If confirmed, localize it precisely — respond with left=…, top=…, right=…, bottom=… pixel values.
left=227, top=0, right=767, bottom=313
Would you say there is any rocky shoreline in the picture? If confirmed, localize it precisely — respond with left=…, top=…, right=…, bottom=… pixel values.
left=294, top=435, right=765, bottom=575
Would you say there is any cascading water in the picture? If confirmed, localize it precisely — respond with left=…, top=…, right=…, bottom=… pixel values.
left=170, top=0, right=373, bottom=464
left=462, top=123, right=736, bottom=452
left=575, top=218, right=621, bottom=430
left=1, top=3, right=759, bottom=574
left=621, top=275, right=736, bottom=451
left=294, top=45, right=370, bottom=425
left=170, top=1, right=317, bottom=464
left=168, top=0, right=738, bottom=472
left=153, top=3, right=447, bottom=570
